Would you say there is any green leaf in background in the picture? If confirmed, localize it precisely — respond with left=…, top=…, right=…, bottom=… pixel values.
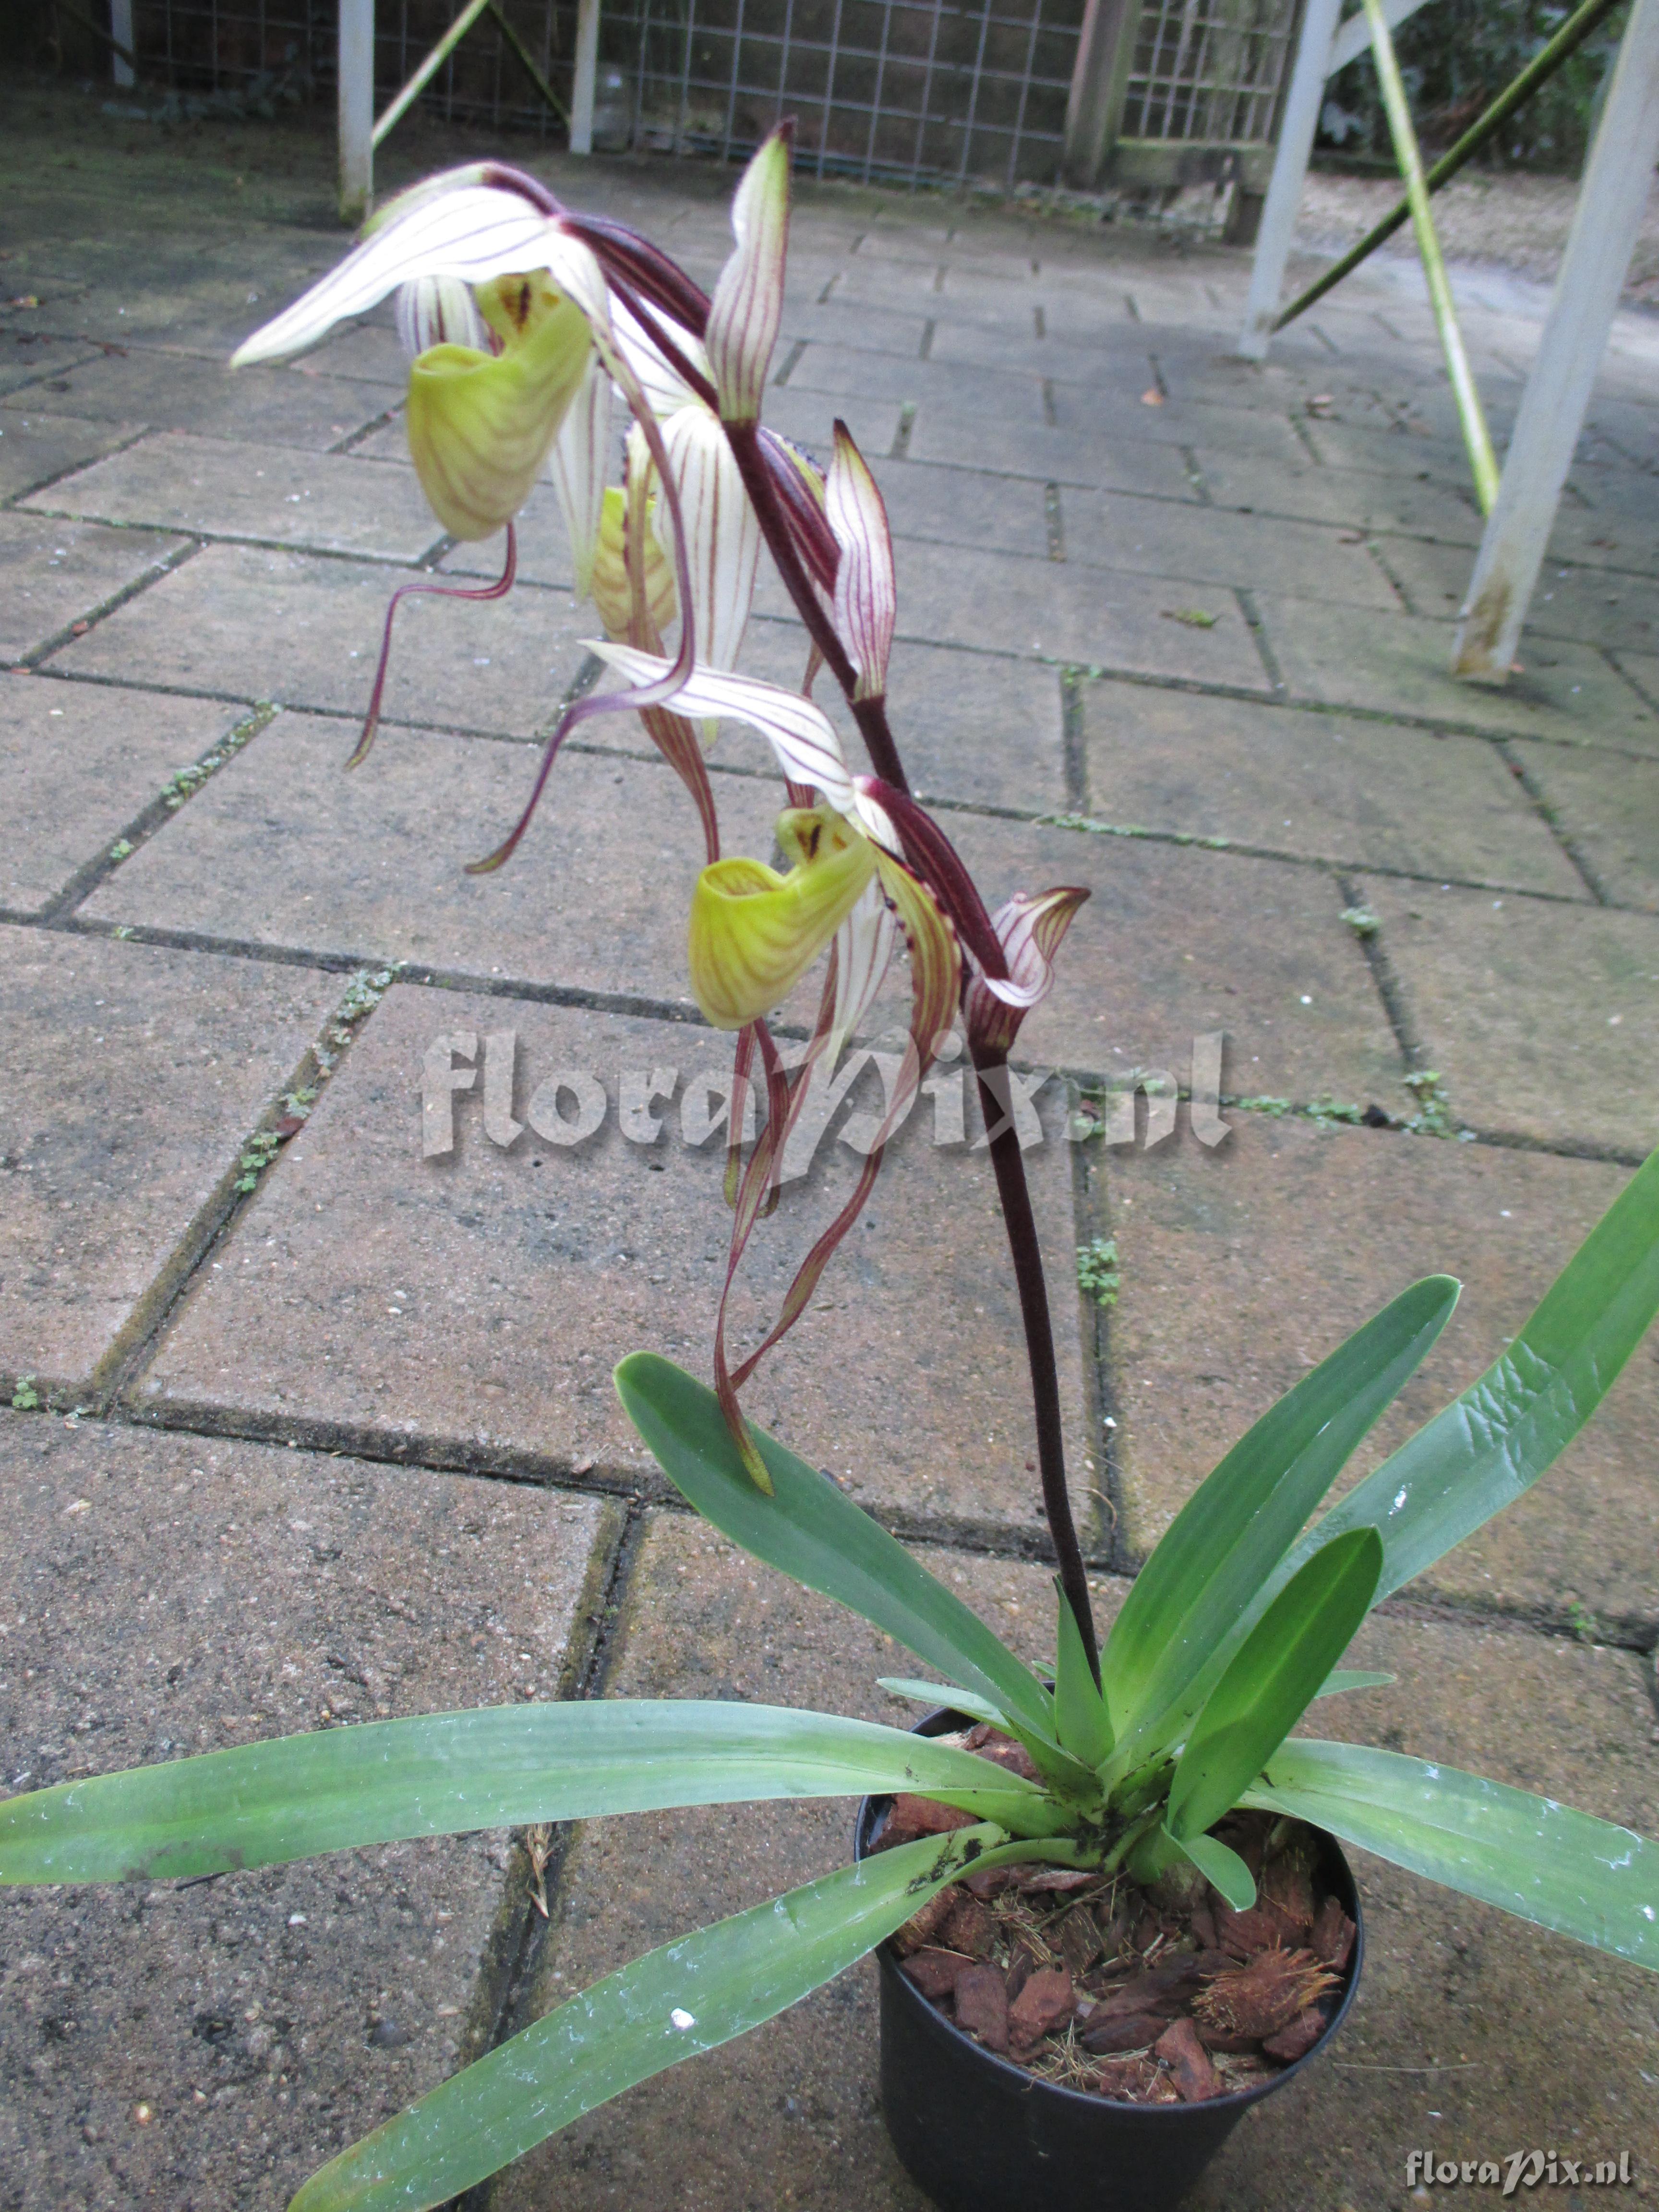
left=1166, top=1529, right=1382, bottom=1845
left=616, top=1353, right=1056, bottom=1739
left=1102, top=1277, right=1456, bottom=1758
left=0, top=1702, right=1054, bottom=1887
left=1167, top=1826, right=1257, bottom=1912
left=1243, top=1742, right=1659, bottom=1971
left=1287, top=1146, right=1659, bottom=1601
left=1053, top=1578, right=1113, bottom=1769
left=1314, top=1670, right=1396, bottom=1699
left=289, top=1825, right=1004, bottom=2212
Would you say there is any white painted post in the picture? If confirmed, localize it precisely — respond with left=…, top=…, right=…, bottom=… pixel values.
left=338, top=0, right=375, bottom=227
left=569, top=0, right=601, bottom=154
left=1453, top=0, right=1659, bottom=680
left=1237, top=0, right=1344, bottom=358
left=109, top=0, right=135, bottom=86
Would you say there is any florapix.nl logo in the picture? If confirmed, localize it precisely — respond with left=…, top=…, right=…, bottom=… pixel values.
left=419, top=1028, right=1235, bottom=1172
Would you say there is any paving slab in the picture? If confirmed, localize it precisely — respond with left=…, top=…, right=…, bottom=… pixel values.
left=48, top=543, right=591, bottom=735
left=0, top=332, right=101, bottom=399
left=288, top=324, right=409, bottom=389
left=1079, top=683, right=1586, bottom=896
left=1, top=348, right=395, bottom=451
left=943, top=809, right=1404, bottom=1101
left=1377, top=533, right=1659, bottom=653
left=1356, top=875, right=1659, bottom=1154
left=904, top=410, right=1198, bottom=499
left=881, top=543, right=1266, bottom=686
left=0, top=409, right=141, bottom=500
left=489, top=1511, right=1659, bottom=2212
left=782, top=344, right=1044, bottom=428
left=0, top=1411, right=617, bottom=2212
left=0, top=926, right=340, bottom=1400
left=22, top=433, right=445, bottom=563
left=1260, top=592, right=1659, bottom=752
left=1196, top=450, right=1488, bottom=544
left=137, top=984, right=1094, bottom=1540
left=1511, top=738, right=1659, bottom=912
left=1048, top=385, right=1313, bottom=469
left=1064, top=491, right=1401, bottom=611
left=1101, top=1112, right=1659, bottom=1630
left=868, top=454, right=1052, bottom=561
left=739, top=617, right=1069, bottom=814
left=82, top=712, right=779, bottom=990
left=0, top=512, right=188, bottom=665
left=0, top=675, right=249, bottom=916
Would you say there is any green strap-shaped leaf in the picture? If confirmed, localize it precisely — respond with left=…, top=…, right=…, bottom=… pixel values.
left=1168, top=1827, right=1257, bottom=1912
left=1287, top=1145, right=1659, bottom=1600
left=1053, top=1578, right=1113, bottom=1769
left=0, top=1701, right=1051, bottom=1887
left=289, top=1825, right=1004, bottom=2212
left=1166, top=1530, right=1382, bottom=1845
left=1102, top=1277, right=1456, bottom=1759
left=1313, top=1670, right=1395, bottom=1699
left=615, top=1353, right=1055, bottom=1739
left=1243, top=1741, right=1659, bottom=1971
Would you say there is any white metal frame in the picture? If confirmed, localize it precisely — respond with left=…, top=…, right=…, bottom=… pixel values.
left=1453, top=0, right=1659, bottom=679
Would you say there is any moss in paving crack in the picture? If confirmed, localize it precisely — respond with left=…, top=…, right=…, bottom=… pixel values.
left=1306, top=1094, right=1364, bottom=1128
left=107, top=839, right=132, bottom=864
left=1567, top=1598, right=1600, bottom=1647
left=1076, top=1236, right=1120, bottom=1310
left=1039, top=811, right=1229, bottom=851
left=10, top=1376, right=41, bottom=1411
left=1402, top=1069, right=1456, bottom=1138
left=161, top=702, right=274, bottom=810
left=234, top=1128, right=281, bottom=1194
left=319, top=966, right=395, bottom=1063
left=1235, top=1094, right=1292, bottom=1118
left=1341, top=905, right=1381, bottom=938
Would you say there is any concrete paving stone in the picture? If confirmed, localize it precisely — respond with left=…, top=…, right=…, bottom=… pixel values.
left=1377, top=533, right=1659, bottom=653
left=0, top=674, right=249, bottom=916
left=0, top=926, right=340, bottom=1397
left=0, top=512, right=188, bottom=665
left=942, top=808, right=1404, bottom=1100
left=1102, top=1112, right=1659, bottom=1626
left=739, top=618, right=1068, bottom=813
left=1, top=348, right=396, bottom=451
left=286, top=323, right=409, bottom=388
left=784, top=342, right=1046, bottom=424
left=0, top=409, right=141, bottom=500
left=1355, top=875, right=1659, bottom=1154
left=82, top=710, right=778, bottom=992
left=49, top=543, right=592, bottom=736
left=489, top=1511, right=1659, bottom=2212
left=1195, top=449, right=1486, bottom=544
left=904, top=408, right=1199, bottom=499
left=921, top=319, right=1155, bottom=382
left=1511, top=738, right=1659, bottom=912
left=0, top=332, right=101, bottom=398
left=885, top=541, right=1268, bottom=686
left=22, top=432, right=444, bottom=564
left=750, top=385, right=905, bottom=469
left=1550, top=498, right=1659, bottom=580
left=1047, top=385, right=1313, bottom=469
left=1260, top=592, right=1659, bottom=752
left=1300, top=415, right=1477, bottom=483
left=1064, top=491, right=1400, bottom=611
left=439, top=490, right=575, bottom=590
left=337, top=416, right=410, bottom=464
left=1078, top=685, right=1587, bottom=897
left=777, top=300, right=932, bottom=359
left=868, top=454, right=1052, bottom=561
left=0, top=1411, right=617, bottom=2212
left=137, top=984, right=1094, bottom=1539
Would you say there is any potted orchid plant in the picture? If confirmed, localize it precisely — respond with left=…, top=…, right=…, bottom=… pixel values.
left=1, top=130, right=1657, bottom=2212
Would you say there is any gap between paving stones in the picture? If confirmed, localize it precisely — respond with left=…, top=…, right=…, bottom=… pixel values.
left=10, top=530, right=204, bottom=670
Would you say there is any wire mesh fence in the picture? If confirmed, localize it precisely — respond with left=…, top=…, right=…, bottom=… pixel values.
left=118, top=0, right=1302, bottom=189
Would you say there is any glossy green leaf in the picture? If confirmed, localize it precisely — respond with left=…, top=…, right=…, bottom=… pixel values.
left=0, top=1701, right=1050, bottom=1888
left=290, top=1825, right=1002, bottom=2212
left=1053, top=1578, right=1113, bottom=1769
left=1100, top=1277, right=1456, bottom=1761
left=1243, top=1742, right=1659, bottom=1970
left=877, top=1680, right=1011, bottom=1728
left=616, top=1353, right=1054, bottom=1738
left=1314, top=1670, right=1395, bottom=1699
left=1166, top=1529, right=1382, bottom=1844
left=1168, top=1826, right=1257, bottom=1912
left=1286, top=1145, right=1659, bottom=1601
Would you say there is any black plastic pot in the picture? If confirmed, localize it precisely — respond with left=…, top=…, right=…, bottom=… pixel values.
left=854, top=1712, right=1365, bottom=2212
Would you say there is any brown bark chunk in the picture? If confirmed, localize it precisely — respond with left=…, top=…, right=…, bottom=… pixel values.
left=1310, top=1896, right=1357, bottom=1970
left=1081, top=2010, right=1167, bottom=2055
left=1055, top=1904, right=1104, bottom=1975
left=901, top=1947, right=973, bottom=2000
left=1212, top=1902, right=1284, bottom=1958
left=1008, top=1967, right=1075, bottom=2054
left=1092, top=2055, right=1176, bottom=2104
left=953, top=1963, right=1010, bottom=2054
left=890, top=1887, right=954, bottom=1956
left=1196, top=1947, right=1338, bottom=2040
left=878, top=1795, right=979, bottom=1850
left=939, top=1890, right=998, bottom=1960
left=1262, top=2006, right=1326, bottom=2063
left=1155, top=2016, right=1223, bottom=2103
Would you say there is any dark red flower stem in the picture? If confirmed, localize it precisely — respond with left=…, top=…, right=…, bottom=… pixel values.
left=724, top=406, right=1100, bottom=1679
left=971, top=1040, right=1101, bottom=1683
